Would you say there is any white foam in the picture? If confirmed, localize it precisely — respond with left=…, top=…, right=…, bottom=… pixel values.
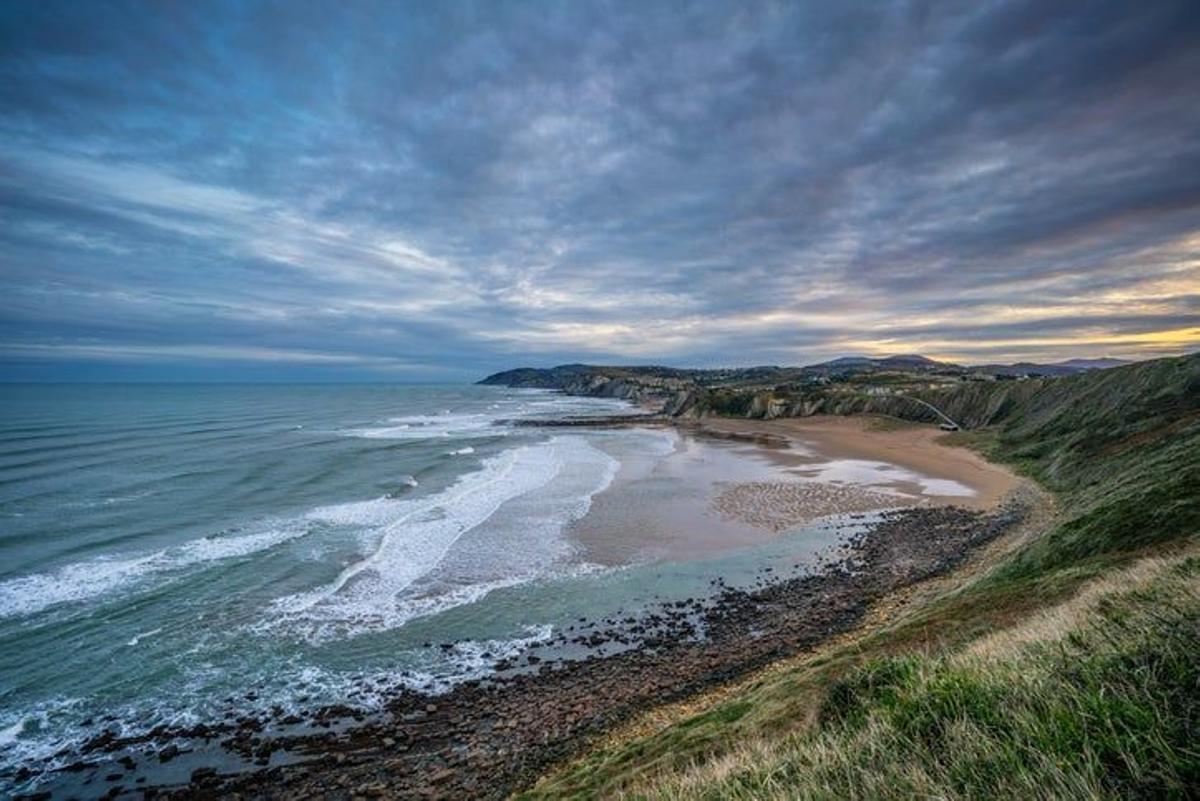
left=399, top=624, right=556, bottom=693
left=342, top=394, right=636, bottom=442
left=0, top=697, right=86, bottom=776
left=103, top=489, right=155, bottom=506
left=0, top=718, right=26, bottom=748
left=126, top=627, right=163, bottom=647
left=267, top=443, right=565, bottom=635
left=63, top=489, right=155, bottom=510
left=175, top=525, right=311, bottom=562
left=346, top=412, right=497, bottom=440
left=446, top=446, right=475, bottom=456
left=0, top=522, right=311, bottom=619
left=264, top=436, right=620, bottom=642
left=637, top=427, right=680, bottom=456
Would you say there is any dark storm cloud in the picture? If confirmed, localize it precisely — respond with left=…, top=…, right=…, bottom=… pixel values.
left=0, top=0, right=1197, bottom=379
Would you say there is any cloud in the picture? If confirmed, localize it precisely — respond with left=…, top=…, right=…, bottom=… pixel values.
left=1, top=0, right=1198, bottom=380
left=0, top=342, right=421, bottom=367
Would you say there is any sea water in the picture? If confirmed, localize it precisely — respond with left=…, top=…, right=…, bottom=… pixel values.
left=0, top=384, right=855, bottom=788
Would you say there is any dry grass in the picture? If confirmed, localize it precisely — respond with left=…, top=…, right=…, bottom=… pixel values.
left=628, top=548, right=1199, bottom=800
left=960, top=552, right=1178, bottom=663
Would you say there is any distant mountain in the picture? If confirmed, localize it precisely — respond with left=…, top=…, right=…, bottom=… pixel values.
left=804, top=354, right=954, bottom=374
left=476, top=364, right=596, bottom=388
left=974, top=358, right=1130, bottom=377
left=809, top=356, right=876, bottom=369
left=1053, top=358, right=1130, bottom=371
left=879, top=354, right=942, bottom=366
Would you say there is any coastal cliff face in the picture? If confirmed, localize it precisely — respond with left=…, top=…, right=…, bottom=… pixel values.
left=481, top=357, right=1197, bottom=430
left=479, top=364, right=693, bottom=405
left=674, top=382, right=1046, bottom=428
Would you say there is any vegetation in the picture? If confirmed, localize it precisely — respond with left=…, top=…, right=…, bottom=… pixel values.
left=978, top=354, right=1199, bottom=578
left=521, top=354, right=1199, bottom=799
left=478, top=354, right=1116, bottom=392
left=646, top=554, right=1199, bottom=800
left=696, top=389, right=762, bottom=417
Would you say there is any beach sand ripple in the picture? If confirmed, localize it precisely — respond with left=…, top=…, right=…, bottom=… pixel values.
left=712, top=480, right=917, bottom=532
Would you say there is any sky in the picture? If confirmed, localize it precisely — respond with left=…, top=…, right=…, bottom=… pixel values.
left=1, top=0, right=1198, bottom=382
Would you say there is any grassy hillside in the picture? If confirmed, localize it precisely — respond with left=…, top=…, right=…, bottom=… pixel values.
left=522, top=354, right=1199, bottom=799
left=972, top=353, right=1199, bottom=574
left=646, top=553, right=1199, bottom=800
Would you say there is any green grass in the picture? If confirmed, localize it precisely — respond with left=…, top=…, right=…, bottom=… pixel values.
left=520, top=355, right=1200, bottom=799
left=975, top=355, right=1199, bottom=579
left=641, top=556, right=1200, bottom=800
left=697, top=389, right=761, bottom=417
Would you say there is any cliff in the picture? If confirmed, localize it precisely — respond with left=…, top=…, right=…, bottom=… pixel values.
left=480, top=356, right=1194, bottom=435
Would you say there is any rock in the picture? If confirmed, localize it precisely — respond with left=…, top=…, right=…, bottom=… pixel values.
left=190, top=766, right=218, bottom=783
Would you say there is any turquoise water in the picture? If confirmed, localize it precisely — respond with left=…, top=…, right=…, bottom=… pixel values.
left=0, top=384, right=853, bottom=787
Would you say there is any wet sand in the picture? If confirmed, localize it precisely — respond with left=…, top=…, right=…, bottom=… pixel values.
left=573, top=415, right=1020, bottom=564
left=572, top=430, right=790, bottom=564
left=712, top=481, right=913, bottom=532
left=691, top=415, right=1020, bottom=510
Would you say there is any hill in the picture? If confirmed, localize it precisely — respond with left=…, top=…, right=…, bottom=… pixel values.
left=1055, top=357, right=1130, bottom=370
left=477, top=355, right=1134, bottom=401
left=521, top=354, right=1199, bottom=799
left=477, top=363, right=803, bottom=396
left=973, top=357, right=1130, bottom=377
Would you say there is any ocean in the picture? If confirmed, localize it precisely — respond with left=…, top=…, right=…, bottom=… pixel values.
left=0, top=383, right=861, bottom=789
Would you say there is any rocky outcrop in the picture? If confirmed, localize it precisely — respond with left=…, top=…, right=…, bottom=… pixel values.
left=478, top=365, right=687, bottom=408
left=574, top=375, right=642, bottom=401
left=662, top=390, right=698, bottom=417
left=658, top=382, right=1048, bottom=429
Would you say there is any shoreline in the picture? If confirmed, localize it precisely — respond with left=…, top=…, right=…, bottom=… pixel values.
left=208, top=500, right=1032, bottom=800
left=15, top=416, right=1031, bottom=800
left=688, top=415, right=1018, bottom=510
left=568, top=414, right=1020, bottom=566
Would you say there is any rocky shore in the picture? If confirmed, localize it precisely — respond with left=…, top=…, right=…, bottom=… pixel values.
left=19, top=489, right=1032, bottom=801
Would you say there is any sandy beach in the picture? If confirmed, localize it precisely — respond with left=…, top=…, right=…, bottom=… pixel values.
left=570, top=414, right=1022, bottom=566
left=692, top=415, right=1020, bottom=510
